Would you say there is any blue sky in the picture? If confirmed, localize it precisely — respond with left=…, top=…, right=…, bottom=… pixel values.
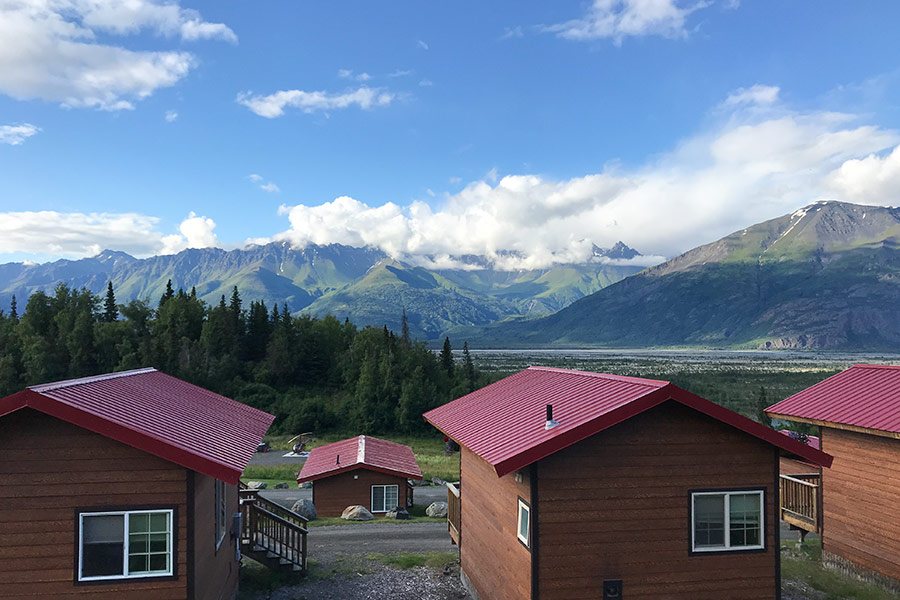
left=2, top=1, right=899, bottom=267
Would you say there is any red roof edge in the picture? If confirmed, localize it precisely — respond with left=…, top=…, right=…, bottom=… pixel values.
left=670, top=387, right=833, bottom=469
left=7, top=389, right=243, bottom=485
left=446, top=383, right=834, bottom=478
left=297, top=463, right=419, bottom=484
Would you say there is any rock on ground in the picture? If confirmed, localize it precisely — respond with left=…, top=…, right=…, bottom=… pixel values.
left=291, top=499, right=317, bottom=520
left=425, top=502, right=448, bottom=518
left=341, top=505, right=374, bottom=521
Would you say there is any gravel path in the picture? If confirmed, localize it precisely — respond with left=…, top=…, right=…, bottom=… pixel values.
left=308, top=522, right=455, bottom=564
left=267, top=565, right=470, bottom=600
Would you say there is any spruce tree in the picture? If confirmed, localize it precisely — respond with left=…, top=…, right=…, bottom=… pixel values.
left=400, top=307, right=410, bottom=345
left=440, top=336, right=454, bottom=377
left=9, top=295, right=17, bottom=321
left=159, top=279, right=175, bottom=308
left=102, top=281, right=118, bottom=322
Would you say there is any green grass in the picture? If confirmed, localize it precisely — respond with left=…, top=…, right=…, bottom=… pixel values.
left=365, top=551, right=458, bottom=570
left=260, top=434, right=460, bottom=482
left=782, top=540, right=897, bottom=600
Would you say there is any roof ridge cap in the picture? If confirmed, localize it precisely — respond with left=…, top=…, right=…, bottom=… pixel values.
left=358, top=435, right=366, bottom=464
left=30, top=367, right=158, bottom=393
left=853, top=363, right=900, bottom=370
left=525, top=366, right=669, bottom=387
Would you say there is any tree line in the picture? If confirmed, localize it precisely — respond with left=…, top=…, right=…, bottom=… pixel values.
left=0, top=282, right=487, bottom=435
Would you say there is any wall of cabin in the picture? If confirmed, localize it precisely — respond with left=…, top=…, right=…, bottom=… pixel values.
left=536, top=401, right=778, bottom=600
left=191, top=473, right=240, bottom=600
left=459, top=446, right=532, bottom=600
left=311, top=468, right=410, bottom=517
left=0, top=409, right=189, bottom=599
left=821, top=427, right=900, bottom=588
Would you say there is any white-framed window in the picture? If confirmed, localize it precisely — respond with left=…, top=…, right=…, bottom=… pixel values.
left=371, top=484, right=399, bottom=513
left=517, top=498, right=530, bottom=547
left=215, top=480, right=227, bottom=550
left=691, top=490, right=764, bottom=553
left=78, top=509, right=174, bottom=581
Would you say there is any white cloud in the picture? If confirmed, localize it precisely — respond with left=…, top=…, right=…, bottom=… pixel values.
left=247, top=173, right=280, bottom=193
left=417, top=40, right=429, bottom=50
left=338, top=68, right=371, bottom=82
left=164, top=110, right=178, bottom=122
left=259, top=88, right=899, bottom=269
left=500, top=26, right=525, bottom=40
left=418, top=79, right=433, bottom=87
left=0, top=123, right=39, bottom=145
left=237, top=87, right=396, bottom=118
left=724, top=84, right=780, bottom=107
left=546, top=0, right=711, bottom=44
left=160, top=212, right=219, bottom=254
left=388, top=69, right=413, bottom=78
left=826, top=145, right=900, bottom=205
left=0, top=0, right=234, bottom=111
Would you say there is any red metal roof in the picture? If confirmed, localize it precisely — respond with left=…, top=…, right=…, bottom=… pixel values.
left=298, top=435, right=423, bottom=483
left=766, top=364, right=900, bottom=437
left=424, top=366, right=832, bottom=477
left=0, top=368, right=274, bottom=484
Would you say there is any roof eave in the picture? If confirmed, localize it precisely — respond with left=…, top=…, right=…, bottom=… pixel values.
left=766, top=411, right=900, bottom=442
left=15, top=390, right=246, bottom=484
left=298, top=463, right=422, bottom=483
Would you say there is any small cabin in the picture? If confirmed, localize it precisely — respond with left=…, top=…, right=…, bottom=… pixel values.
left=0, top=368, right=281, bottom=599
left=424, top=367, right=832, bottom=600
left=297, top=435, right=422, bottom=517
left=767, top=364, right=900, bottom=591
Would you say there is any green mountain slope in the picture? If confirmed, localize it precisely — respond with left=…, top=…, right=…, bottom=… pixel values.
left=482, top=201, right=900, bottom=350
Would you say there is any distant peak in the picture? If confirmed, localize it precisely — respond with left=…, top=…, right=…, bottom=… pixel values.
left=592, top=241, right=640, bottom=260
left=94, top=249, right=137, bottom=263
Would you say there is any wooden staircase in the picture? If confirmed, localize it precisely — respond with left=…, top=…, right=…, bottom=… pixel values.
left=239, top=487, right=308, bottom=574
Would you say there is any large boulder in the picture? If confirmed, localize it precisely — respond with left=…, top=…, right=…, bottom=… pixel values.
left=246, top=481, right=267, bottom=490
left=385, top=507, right=410, bottom=520
left=341, top=505, right=374, bottom=521
left=291, top=499, right=317, bottom=521
left=425, top=501, right=448, bottom=518
left=274, top=482, right=290, bottom=489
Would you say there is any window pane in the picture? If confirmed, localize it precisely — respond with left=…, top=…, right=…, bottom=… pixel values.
left=729, top=493, right=761, bottom=548
left=372, top=487, right=385, bottom=512
left=385, top=485, right=399, bottom=510
left=149, top=533, right=168, bottom=553
left=128, top=554, right=148, bottom=573
left=150, top=512, right=168, bottom=533
left=518, top=505, right=529, bottom=541
left=82, top=515, right=125, bottom=578
left=129, top=534, right=148, bottom=554
left=129, top=513, right=149, bottom=534
left=149, top=553, right=168, bottom=572
left=693, top=495, right=725, bottom=548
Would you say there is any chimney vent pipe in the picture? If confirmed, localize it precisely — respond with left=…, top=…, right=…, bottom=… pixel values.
left=545, top=404, right=559, bottom=430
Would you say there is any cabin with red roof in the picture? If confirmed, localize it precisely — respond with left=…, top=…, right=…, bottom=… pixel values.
left=767, top=364, right=900, bottom=591
left=424, top=367, right=832, bottom=600
left=297, top=435, right=423, bottom=517
left=0, top=368, right=305, bottom=599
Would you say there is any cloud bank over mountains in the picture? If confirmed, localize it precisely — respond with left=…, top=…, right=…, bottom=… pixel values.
left=2, top=85, right=899, bottom=269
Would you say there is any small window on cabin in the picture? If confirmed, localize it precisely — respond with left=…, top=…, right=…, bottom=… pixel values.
left=517, top=499, right=530, bottom=547
left=371, top=484, right=400, bottom=513
left=78, top=510, right=174, bottom=581
left=215, top=480, right=227, bottom=549
left=691, top=491, right=763, bottom=552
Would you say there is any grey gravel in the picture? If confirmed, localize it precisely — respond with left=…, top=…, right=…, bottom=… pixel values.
left=267, top=565, right=470, bottom=600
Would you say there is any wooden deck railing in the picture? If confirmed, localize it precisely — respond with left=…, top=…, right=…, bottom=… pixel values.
left=779, top=473, right=820, bottom=534
left=446, top=481, right=461, bottom=545
left=239, top=488, right=308, bottom=572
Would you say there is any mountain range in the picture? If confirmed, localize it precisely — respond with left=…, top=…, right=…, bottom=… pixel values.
left=481, top=201, right=900, bottom=350
left=0, top=241, right=645, bottom=340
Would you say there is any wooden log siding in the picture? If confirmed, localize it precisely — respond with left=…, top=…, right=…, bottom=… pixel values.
left=459, top=446, right=532, bottom=600
left=190, top=473, right=239, bottom=600
left=536, top=401, right=777, bottom=600
left=311, top=468, right=410, bottom=517
left=0, top=409, right=188, bottom=599
left=821, top=428, right=900, bottom=584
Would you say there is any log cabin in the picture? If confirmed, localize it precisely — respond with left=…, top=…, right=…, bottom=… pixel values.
left=767, top=364, right=900, bottom=591
left=424, top=367, right=832, bottom=600
left=0, top=367, right=297, bottom=599
left=297, top=435, right=422, bottom=517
